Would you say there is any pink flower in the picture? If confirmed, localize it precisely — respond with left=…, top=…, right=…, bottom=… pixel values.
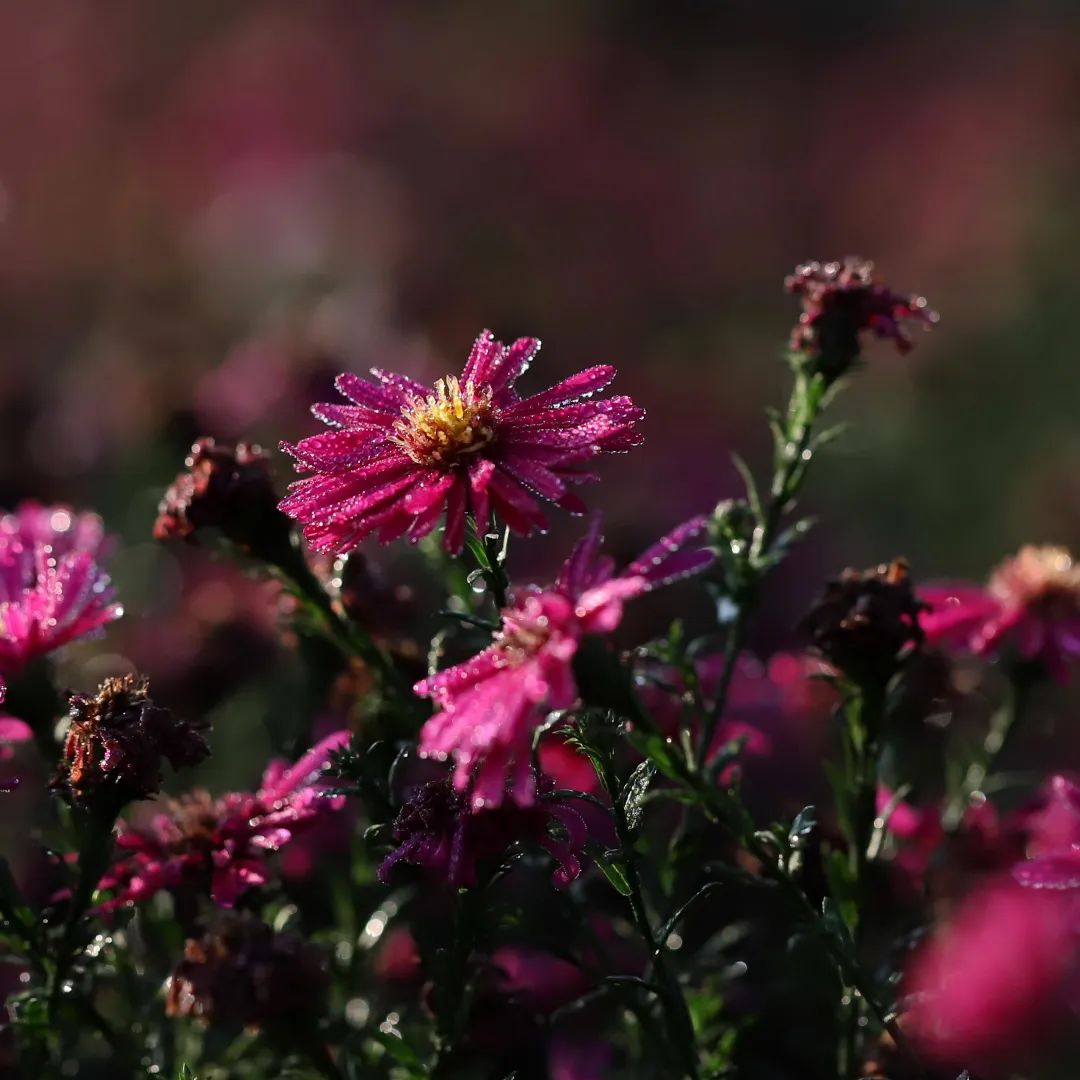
left=0, top=502, right=121, bottom=674
left=279, top=330, right=644, bottom=554
left=904, top=879, right=1078, bottom=1074
left=876, top=787, right=943, bottom=889
left=416, top=515, right=713, bottom=808
left=99, top=731, right=348, bottom=909
left=921, top=545, right=1080, bottom=683
left=377, top=775, right=593, bottom=889
left=1013, top=774, right=1080, bottom=889
left=785, top=257, right=937, bottom=378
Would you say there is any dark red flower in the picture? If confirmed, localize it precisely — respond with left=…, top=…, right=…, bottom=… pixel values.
left=786, top=257, right=937, bottom=379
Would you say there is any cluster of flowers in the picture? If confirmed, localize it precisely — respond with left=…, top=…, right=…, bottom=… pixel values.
left=8, top=256, right=1080, bottom=1077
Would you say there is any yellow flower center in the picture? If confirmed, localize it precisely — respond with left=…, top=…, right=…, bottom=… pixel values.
left=393, top=376, right=495, bottom=467
left=990, top=545, right=1080, bottom=616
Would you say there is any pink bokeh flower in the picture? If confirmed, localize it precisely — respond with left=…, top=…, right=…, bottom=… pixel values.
left=279, top=330, right=644, bottom=554
left=98, top=730, right=348, bottom=909
left=0, top=713, right=30, bottom=794
left=416, top=515, right=713, bottom=808
left=1013, top=774, right=1080, bottom=890
left=921, top=545, right=1080, bottom=683
left=0, top=502, right=121, bottom=674
left=904, top=878, right=1077, bottom=1074
left=378, top=775, right=593, bottom=889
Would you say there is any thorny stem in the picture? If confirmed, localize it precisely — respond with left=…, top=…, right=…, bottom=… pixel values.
left=697, top=369, right=827, bottom=776
left=598, top=754, right=699, bottom=1080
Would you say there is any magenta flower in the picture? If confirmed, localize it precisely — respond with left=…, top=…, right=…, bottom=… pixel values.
left=1013, top=774, right=1080, bottom=890
left=99, top=730, right=348, bottom=909
left=904, top=878, right=1077, bottom=1074
left=416, top=515, right=713, bottom=809
left=0, top=502, right=121, bottom=674
left=786, top=257, right=937, bottom=378
left=279, top=330, right=644, bottom=554
left=378, top=774, right=593, bottom=889
left=921, top=545, right=1080, bottom=683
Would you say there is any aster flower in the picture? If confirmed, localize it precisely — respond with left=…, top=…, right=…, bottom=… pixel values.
left=903, top=879, right=1077, bottom=1074
left=279, top=330, right=644, bottom=554
left=378, top=775, right=593, bottom=888
left=166, top=911, right=327, bottom=1029
left=921, top=545, right=1080, bottom=684
left=786, top=257, right=937, bottom=380
left=1012, top=775, right=1080, bottom=890
left=0, top=502, right=121, bottom=674
left=801, top=558, right=926, bottom=688
left=53, top=676, right=208, bottom=810
left=155, top=439, right=291, bottom=565
left=98, top=730, right=348, bottom=909
left=416, top=515, right=713, bottom=808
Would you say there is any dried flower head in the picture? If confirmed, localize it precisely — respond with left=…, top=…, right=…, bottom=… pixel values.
left=165, top=912, right=327, bottom=1030
left=378, top=775, right=592, bottom=889
left=0, top=502, right=121, bottom=674
left=155, top=439, right=291, bottom=563
left=921, top=545, right=1080, bottom=683
left=802, top=558, right=926, bottom=687
left=279, top=330, right=644, bottom=554
left=786, top=257, right=937, bottom=380
left=54, top=675, right=208, bottom=809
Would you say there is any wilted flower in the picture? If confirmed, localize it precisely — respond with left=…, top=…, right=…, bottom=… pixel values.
left=921, top=545, right=1080, bottom=683
left=802, top=558, right=926, bottom=688
left=786, top=257, right=937, bottom=379
left=378, top=775, right=593, bottom=888
left=417, top=515, right=713, bottom=808
left=0, top=502, right=121, bottom=674
left=154, top=439, right=293, bottom=564
left=99, top=730, right=348, bottom=908
left=166, top=912, right=327, bottom=1029
left=279, top=330, right=644, bottom=554
left=53, top=676, right=208, bottom=810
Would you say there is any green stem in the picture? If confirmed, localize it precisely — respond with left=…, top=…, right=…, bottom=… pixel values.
left=47, top=805, right=116, bottom=1029
left=944, top=665, right=1033, bottom=830
left=600, top=755, right=699, bottom=1080
left=697, top=371, right=825, bottom=776
left=431, top=886, right=485, bottom=1077
left=280, top=541, right=412, bottom=705
left=481, top=522, right=510, bottom=613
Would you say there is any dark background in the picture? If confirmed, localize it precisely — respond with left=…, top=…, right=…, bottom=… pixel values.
left=3, top=0, right=1080, bottom=789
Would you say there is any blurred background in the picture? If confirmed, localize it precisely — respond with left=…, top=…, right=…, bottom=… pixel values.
left=3, top=0, right=1080, bottom=783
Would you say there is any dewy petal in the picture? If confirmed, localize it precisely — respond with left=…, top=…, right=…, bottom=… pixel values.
left=502, top=365, right=617, bottom=414
left=280, top=334, right=642, bottom=555
left=1014, top=852, right=1080, bottom=890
